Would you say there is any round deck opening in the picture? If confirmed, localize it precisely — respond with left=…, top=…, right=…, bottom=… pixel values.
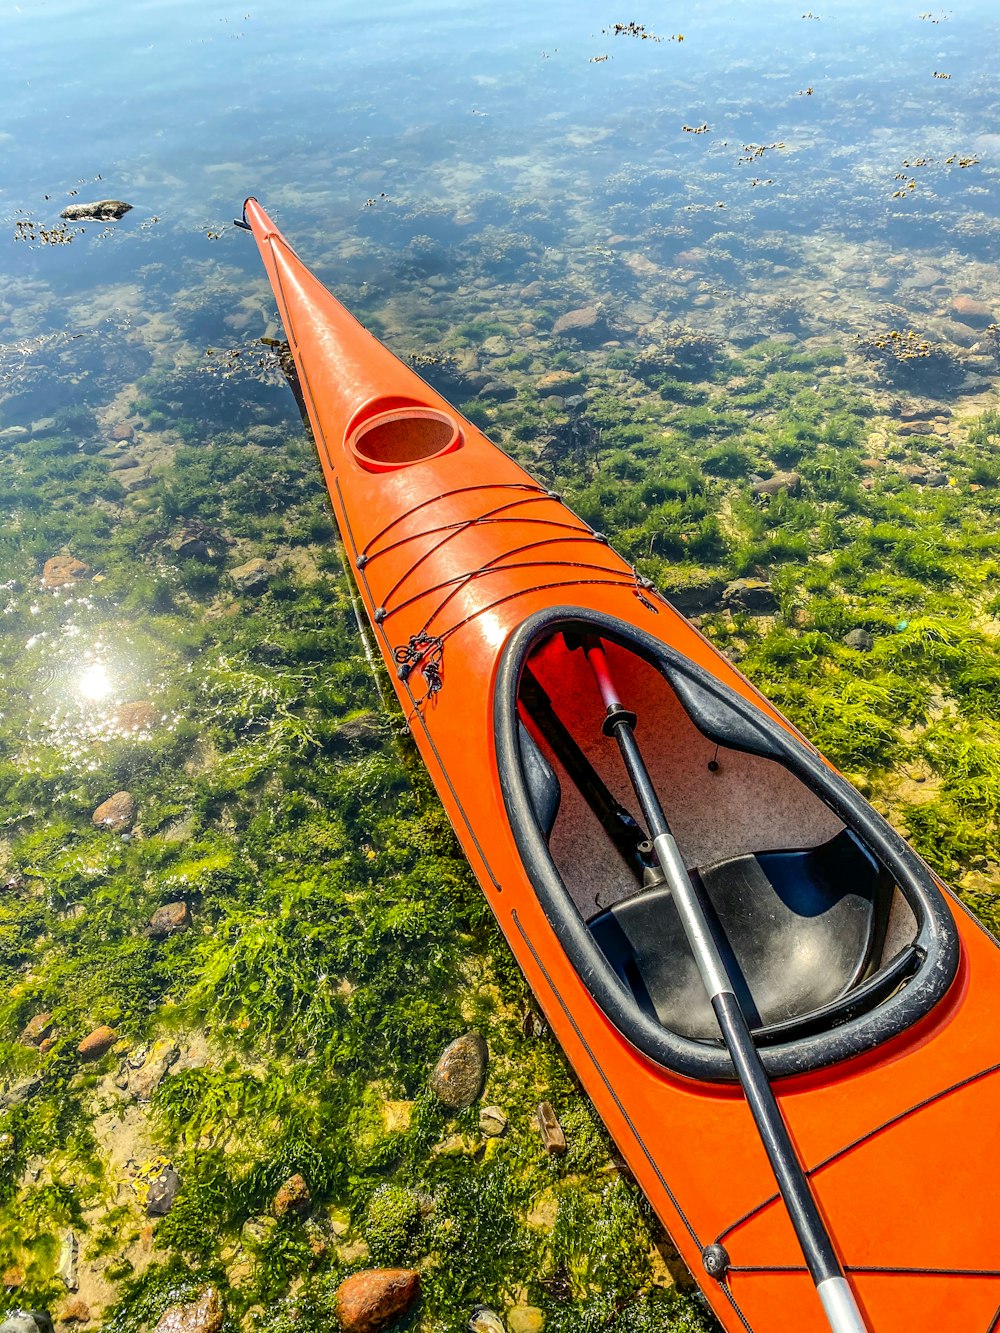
left=349, top=407, right=461, bottom=472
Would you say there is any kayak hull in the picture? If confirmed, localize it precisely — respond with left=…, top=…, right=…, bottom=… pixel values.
left=243, top=199, right=1000, bottom=1333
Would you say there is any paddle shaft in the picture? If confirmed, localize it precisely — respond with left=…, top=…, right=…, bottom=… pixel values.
left=520, top=666, right=655, bottom=884
left=583, top=641, right=869, bottom=1333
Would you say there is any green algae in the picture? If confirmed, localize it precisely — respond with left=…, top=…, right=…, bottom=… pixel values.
left=2, top=231, right=1000, bottom=1333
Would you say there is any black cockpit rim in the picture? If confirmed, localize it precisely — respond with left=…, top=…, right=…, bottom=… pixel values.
left=494, top=605, right=961, bottom=1084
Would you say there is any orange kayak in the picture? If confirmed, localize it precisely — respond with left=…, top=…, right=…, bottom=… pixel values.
left=242, top=198, right=1000, bottom=1333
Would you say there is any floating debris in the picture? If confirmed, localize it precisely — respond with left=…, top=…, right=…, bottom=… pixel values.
left=739, top=142, right=786, bottom=163
left=933, top=71, right=951, bottom=79
left=682, top=123, right=710, bottom=134
left=13, top=218, right=79, bottom=245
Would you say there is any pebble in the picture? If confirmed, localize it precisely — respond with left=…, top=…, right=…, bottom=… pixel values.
left=91, top=792, right=136, bottom=833
left=146, top=902, right=190, bottom=939
left=151, top=1288, right=223, bottom=1333
left=469, top=1309, right=506, bottom=1333
left=551, top=306, right=604, bottom=339
left=334, top=1269, right=420, bottom=1333
left=56, top=1231, right=78, bottom=1291
left=77, top=1026, right=118, bottom=1062
left=146, top=1164, right=181, bottom=1216
left=429, top=1033, right=488, bottom=1109
left=842, top=629, right=874, bottom=652
left=241, top=1215, right=278, bottom=1248
left=479, top=1106, right=508, bottom=1137
left=108, top=702, right=156, bottom=734
left=272, top=1172, right=311, bottom=1218
left=57, top=1300, right=90, bottom=1325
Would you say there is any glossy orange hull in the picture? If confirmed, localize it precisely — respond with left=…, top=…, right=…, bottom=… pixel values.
left=244, top=199, right=1000, bottom=1333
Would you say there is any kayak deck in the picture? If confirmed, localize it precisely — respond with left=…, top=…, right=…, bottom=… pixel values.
left=242, top=199, right=1000, bottom=1333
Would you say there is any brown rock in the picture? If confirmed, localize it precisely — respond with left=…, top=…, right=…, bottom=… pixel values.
left=42, top=556, right=90, bottom=589
left=152, top=1287, right=223, bottom=1333
left=77, top=1025, right=118, bottom=1061
left=109, top=423, right=136, bottom=442
left=273, top=1172, right=311, bottom=1218
left=751, top=470, right=801, bottom=498
left=535, top=1101, right=567, bottom=1156
left=38, top=1036, right=57, bottom=1056
left=949, top=295, right=995, bottom=328
left=92, top=791, right=136, bottom=832
left=334, top=1269, right=420, bottom=1333
left=429, top=1033, right=488, bottom=1108
left=146, top=902, right=190, bottom=939
left=19, top=1012, right=54, bottom=1046
left=59, top=1298, right=91, bottom=1323
left=551, top=306, right=609, bottom=344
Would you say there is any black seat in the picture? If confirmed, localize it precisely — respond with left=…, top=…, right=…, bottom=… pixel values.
left=588, top=829, right=893, bottom=1042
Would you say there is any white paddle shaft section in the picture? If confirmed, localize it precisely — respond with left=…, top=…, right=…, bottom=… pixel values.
left=817, top=1277, right=870, bottom=1333
left=652, top=832, right=731, bottom=998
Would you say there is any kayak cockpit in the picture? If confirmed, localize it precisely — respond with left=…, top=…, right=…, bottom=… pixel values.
left=495, top=608, right=960, bottom=1082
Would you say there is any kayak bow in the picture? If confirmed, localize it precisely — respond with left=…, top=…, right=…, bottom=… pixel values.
left=241, top=198, right=1000, bottom=1333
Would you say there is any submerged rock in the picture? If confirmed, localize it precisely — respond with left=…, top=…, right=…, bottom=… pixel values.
left=56, top=1231, right=78, bottom=1291
left=721, top=579, right=778, bottom=614
left=334, top=1269, right=420, bottom=1333
left=146, top=902, right=190, bottom=939
left=0, top=1314, right=55, bottom=1333
left=429, top=1033, right=488, bottom=1108
left=469, top=1309, right=506, bottom=1333
left=751, top=470, right=801, bottom=498
left=59, top=200, right=132, bottom=222
left=949, top=295, right=995, bottom=329
left=479, top=1105, right=508, bottom=1137
left=77, top=1026, right=117, bottom=1062
left=41, top=556, right=89, bottom=589
left=92, top=792, right=136, bottom=832
left=146, top=1163, right=181, bottom=1216
left=229, top=558, right=271, bottom=594
left=661, top=575, right=726, bottom=614
left=127, top=1038, right=179, bottom=1100
left=18, top=1013, right=54, bottom=1047
left=151, top=1288, right=223, bottom=1333
left=842, top=629, right=874, bottom=652
left=273, top=1172, right=311, bottom=1218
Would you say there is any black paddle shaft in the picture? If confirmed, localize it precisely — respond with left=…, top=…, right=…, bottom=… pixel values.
left=583, top=642, right=869, bottom=1333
